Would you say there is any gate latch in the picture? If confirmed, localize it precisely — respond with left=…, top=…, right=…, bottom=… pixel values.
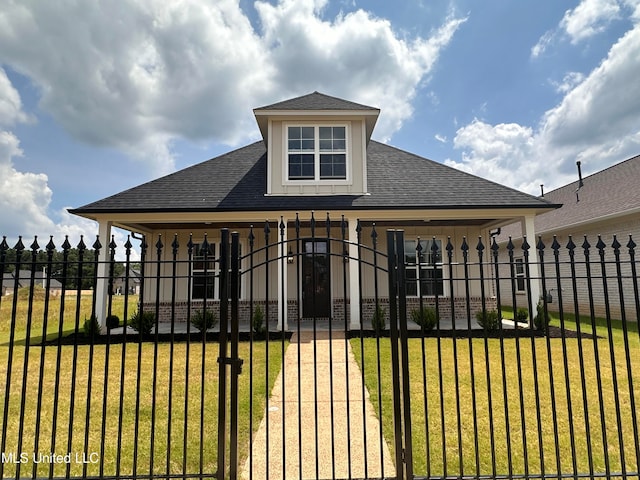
left=217, top=357, right=244, bottom=375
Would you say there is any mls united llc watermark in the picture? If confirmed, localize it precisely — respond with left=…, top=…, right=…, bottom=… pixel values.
left=1, top=451, right=99, bottom=465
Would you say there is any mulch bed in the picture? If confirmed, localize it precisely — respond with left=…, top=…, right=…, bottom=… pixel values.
left=35, top=324, right=595, bottom=346
left=39, top=330, right=292, bottom=346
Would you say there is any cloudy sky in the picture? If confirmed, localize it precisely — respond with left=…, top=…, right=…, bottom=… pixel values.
left=1, top=0, right=640, bottom=248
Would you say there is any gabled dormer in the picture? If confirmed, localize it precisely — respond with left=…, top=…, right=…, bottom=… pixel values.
left=253, top=92, right=380, bottom=196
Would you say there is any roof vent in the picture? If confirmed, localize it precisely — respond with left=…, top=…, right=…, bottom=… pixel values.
left=575, top=161, right=584, bottom=202
left=540, top=184, right=544, bottom=197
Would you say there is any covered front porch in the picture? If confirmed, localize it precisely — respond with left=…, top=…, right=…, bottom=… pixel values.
left=90, top=209, right=545, bottom=331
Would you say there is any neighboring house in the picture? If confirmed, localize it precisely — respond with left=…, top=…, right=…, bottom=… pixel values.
left=2, top=272, right=18, bottom=296
left=2, top=269, right=63, bottom=296
left=17, top=270, right=64, bottom=296
left=113, top=268, right=141, bottom=295
left=497, top=154, right=640, bottom=320
left=70, top=92, right=556, bottom=328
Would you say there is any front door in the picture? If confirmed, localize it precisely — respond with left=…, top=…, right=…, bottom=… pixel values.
left=301, top=240, right=331, bottom=318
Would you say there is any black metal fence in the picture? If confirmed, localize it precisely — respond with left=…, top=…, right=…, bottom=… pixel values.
left=0, top=218, right=638, bottom=479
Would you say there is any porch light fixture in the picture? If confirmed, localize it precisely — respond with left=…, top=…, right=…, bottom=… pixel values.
left=287, top=247, right=295, bottom=264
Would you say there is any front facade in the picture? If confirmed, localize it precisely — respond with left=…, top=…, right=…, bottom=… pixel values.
left=70, top=92, right=556, bottom=328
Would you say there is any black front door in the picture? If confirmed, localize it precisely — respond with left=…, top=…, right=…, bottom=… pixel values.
left=301, top=240, right=331, bottom=318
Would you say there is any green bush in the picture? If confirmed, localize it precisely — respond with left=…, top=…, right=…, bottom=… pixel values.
left=83, top=314, right=101, bottom=338
left=106, top=314, right=120, bottom=329
left=129, top=310, right=156, bottom=335
left=191, top=308, right=218, bottom=333
left=410, top=306, right=437, bottom=332
left=515, top=308, right=529, bottom=324
left=475, top=309, right=501, bottom=332
left=533, top=301, right=551, bottom=333
left=252, top=305, right=266, bottom=335
left=371, top=305, right=386, bottom=336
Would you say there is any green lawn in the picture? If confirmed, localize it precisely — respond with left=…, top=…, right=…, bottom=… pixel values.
left=352, top=313, right=640, bottom=478
left=0, top=290, right=285, bottom=478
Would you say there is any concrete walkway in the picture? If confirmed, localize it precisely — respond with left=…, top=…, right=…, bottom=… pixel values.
left=242, top=330, right=395, bottom=480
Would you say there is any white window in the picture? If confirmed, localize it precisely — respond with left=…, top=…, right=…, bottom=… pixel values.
left=404, top=239, right=444, bottom=297
left=287, top=125, right=347, bottom=181
left=515, top=258, right=526, bottom=293
left=192, top=242, right=216, bottom=300
left=191, top=241, right=242, bottom=300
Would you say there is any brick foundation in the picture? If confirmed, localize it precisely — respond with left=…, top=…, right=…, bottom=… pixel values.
left=145, top=296, right=496, bottom=326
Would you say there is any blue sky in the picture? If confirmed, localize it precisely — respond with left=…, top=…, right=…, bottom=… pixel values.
left=1, top=0, right=639, bottom=248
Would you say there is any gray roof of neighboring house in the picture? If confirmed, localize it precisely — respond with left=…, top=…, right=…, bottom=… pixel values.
left=70, top=140, right=556, bottom=215
left=499, top=154, right=640, bottom=240
left=15, top=270, right=63, bottom=289
left=254, top=91, right=379, bottom=112
left=2, top=273, right=17, bottom=290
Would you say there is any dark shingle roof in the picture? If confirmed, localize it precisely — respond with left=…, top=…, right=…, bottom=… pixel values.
left=499, top=154, right=640, bottom=239
left=71, top=141, right=555, bottom=215
left=254, top=91, right=379, bottom=112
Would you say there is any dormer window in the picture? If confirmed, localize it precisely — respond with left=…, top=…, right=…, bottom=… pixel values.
left=287, top=125, right=347, bottom=181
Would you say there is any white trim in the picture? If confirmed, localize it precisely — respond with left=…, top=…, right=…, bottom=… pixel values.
left=348, top=217, right=360, bottom=329
left=282, top=122, right=352, bottom=185
left=278, top=219, right=288, bottom=331
left=361, top=118, right=368, bottom=193
left=522, top=215, right=541, bottom=314
left=95, top=220, right=113, bottom=329
left=266, top=119, right=273, bottom=195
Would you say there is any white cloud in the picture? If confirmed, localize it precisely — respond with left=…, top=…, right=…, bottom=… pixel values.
left=447, top=120, right=541, bottom=193
left=542, top=24, right=640, bottom=150
left=560, top=0, right=621, bottom=43
left=448, top=22, right=640, bottom=193
left=0, top=131, right=60, bottom=240
left=531, top=29, right=555, bottom=58
left=0, top=82, right=102, bottom=250
left=255, top=0, right=466, bottom=141
left=435, top=133, right=447, bottom=143
left=0, top=67, right=31, bottom=126
left=531, top=0, right=631, bottom=58
left=0, top=0, right=465, bottom=172
left=550, top=71, right=586, bottom=94
left=0, top=0, right=272, bottom=175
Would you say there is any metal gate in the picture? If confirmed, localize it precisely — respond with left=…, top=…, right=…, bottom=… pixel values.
left=1, top=218, right=639, bottom=479
left=215, top=217, right=406, bottom=480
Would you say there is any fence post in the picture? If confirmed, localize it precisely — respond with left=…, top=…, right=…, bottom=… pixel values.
left=229, top=231, right=243, bottom=480
left=217, top=229, right=230, bottom=479
left=387, top=229, right=413, bottom=480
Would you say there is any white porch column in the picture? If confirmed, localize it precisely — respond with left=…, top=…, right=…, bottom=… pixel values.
left=347, top=217, right=361, bottom=330
left=277, top=217, right=288, bottom=331
left=522, top=215, right=542, bottom=317
left=95, top=220, right=112, bottom=330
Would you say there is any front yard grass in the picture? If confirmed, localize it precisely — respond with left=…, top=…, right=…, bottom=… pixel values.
left=0, top=290, right=286, bottom=478
left=351, top=313, right=640, bottom=477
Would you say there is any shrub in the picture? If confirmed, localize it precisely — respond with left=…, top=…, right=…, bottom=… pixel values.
left=533, top=301, right=551, bottom=333
left=371, top=305, right=386, bottom=336
left=191, top=308, right=218, bottom=333
left=410, top=306, right=437, bottom=332
left=83, top=314, right=101, bottom=338
left=475, top=309, right=501, bottom=332
left=106, top=314, right=120, bottom=329
left=515, top=308, right=529, bottom=324
left=252, top=305, right=266, bottom=335
left=129, top=310, right=156, bottom=335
